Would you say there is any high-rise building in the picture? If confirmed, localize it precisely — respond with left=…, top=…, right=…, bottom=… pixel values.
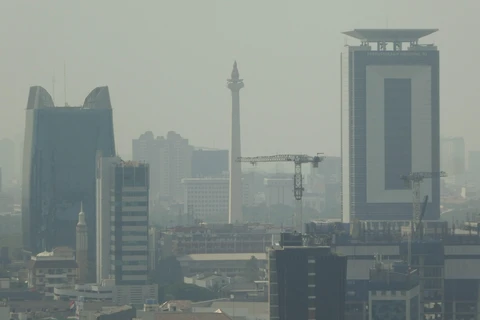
left=268, top=234, right=347, bottom=320
left=0, top=138, right=15, bottom=184
left=441, top=137, right=465, bottom=175
left=22, top=86, right=116, bottom=259
left=341, top=29, right=440, bottom=222
left=227, top=61, right=244, bottom=224
left=96, top=155, right=122, bottom=283
left=132, top=131, right=193, bottom=206
left=191, top=149, right=229, bottom=178
left=468, top=151, right=480, bottom=187
left=76, top=203, right=88, bottom=284
left=109, top=161, right=149, bottom=285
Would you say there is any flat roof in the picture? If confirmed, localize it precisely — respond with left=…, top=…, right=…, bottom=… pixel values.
left=177, top=253, right=267, bottom=261
left=343, top=29, right=438, bottom=42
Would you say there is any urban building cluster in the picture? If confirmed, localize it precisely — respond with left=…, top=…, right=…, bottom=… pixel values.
left=1, top=27, right=480, bottom=320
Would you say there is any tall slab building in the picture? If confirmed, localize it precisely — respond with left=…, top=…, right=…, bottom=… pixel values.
left=22, top=86, right=116, bottom=262
left=341, top=29, right=440, bottom=222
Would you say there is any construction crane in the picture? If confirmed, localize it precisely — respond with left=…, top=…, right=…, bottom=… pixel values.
left=401, top=171, right=447, bottom=226
left=400, top=171, right=447, bottom=267
left=236, top=154, right=325, bottom=232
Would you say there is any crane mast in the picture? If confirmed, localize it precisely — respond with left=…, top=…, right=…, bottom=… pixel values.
left=400, top=171, right=447, bottom=267
left=237, top=154, right=324, bottom=232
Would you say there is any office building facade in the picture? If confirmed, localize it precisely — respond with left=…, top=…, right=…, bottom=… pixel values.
left=110, top=161, right=149, bottom=285
left=22, top=86, right=116, bottom=258
left=341, top=29, right=440, bottom=222
left=268, top=239, right=347, bottom=320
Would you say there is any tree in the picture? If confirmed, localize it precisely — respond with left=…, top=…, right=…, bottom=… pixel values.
left=244, top=256, right=260, bottom=282
left=155, top=256, right=183, bottom=286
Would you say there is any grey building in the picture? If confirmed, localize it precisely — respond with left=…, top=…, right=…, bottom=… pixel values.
left=191, top=149, right=228, bottom=178
left=341, top=29, right=440, bottom=222
left=110, top=161, right=149, bottom=285
left=21, top=86, right=116, bottom=259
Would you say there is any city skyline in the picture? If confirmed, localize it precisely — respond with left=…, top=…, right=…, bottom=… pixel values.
left=2, top=1, right=480, bottom=160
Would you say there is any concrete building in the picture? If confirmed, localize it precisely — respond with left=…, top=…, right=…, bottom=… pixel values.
left=268, top=234, right=347, bottom=320
left=76, top=203, right=88, bottom=284
left=27, top=247, right=78, bottom=296
left=96, top=155, right=122, bottom=283
left=182, top=178, right=253, bottom=221
left=110, top=161, right=149, bottom=286
left=227, top=61, right=244, bottom=224
left=0, top=138, right=14, bottom=185
left=341, top=29, right=440, bottom=222
left=368, top=260, right=420, bottom=320
left=264, top=178, right=294, bottom=207
left=441, top=137, right=465, bottom=176
left=22, top=86, right=116, bottom=259
left=468, top=150, right=480, bottom=187
left=191, top=149, right=229, bottom=178
left=177, top=253, right=266, bottom=277
left=132, top=131, right=193, bottom=206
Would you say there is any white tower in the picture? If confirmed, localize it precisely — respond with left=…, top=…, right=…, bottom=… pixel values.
left=76, top=202, right=88, bottom=284
left=227, top=61, right=244, bottom=224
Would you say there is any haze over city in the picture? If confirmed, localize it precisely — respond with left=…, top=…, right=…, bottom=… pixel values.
left=2, top=1, right=480, bottom=319
left=1, top=0, right=479, bottom=159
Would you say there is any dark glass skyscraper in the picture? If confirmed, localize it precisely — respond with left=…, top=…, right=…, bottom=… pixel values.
left=268, top=234, right=347, bottom=320
left=22, top=86, right=116, bottom=262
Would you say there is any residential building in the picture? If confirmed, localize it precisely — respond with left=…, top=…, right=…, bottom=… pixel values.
left=132, top=131, right=193, bottom=206
left=27, top=247, right=78, bottom=296
left=268, top=236, right=347, bottom=320
left=468, top=150, right=480, bottom=187
left=22, top=86, right=116, bottom=259
left=191, top=149, right=228, bottom=178
left=341, top=29, right=440, bottom=222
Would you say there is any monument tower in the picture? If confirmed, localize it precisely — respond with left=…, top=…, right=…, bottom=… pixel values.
left=227, top=61, right=244, bottom=224
left=76, top=202, right=88, bottom=283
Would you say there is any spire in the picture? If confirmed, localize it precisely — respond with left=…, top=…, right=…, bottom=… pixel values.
left=77, top=202, right=86, bottom=226
left=231, top=61, right=240, bottom=81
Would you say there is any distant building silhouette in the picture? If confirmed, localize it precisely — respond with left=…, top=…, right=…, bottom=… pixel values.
left=191, top=149, right=228, bottom=178
left=21, top=86, right=116, bottom=262
left=132, top=131, right=192, bottom=207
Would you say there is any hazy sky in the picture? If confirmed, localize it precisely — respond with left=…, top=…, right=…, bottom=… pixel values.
left=1, top=0, right=479, bottom=159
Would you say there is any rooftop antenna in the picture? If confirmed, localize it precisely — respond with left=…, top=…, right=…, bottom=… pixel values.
left=63, top=61, right=68, bottom=107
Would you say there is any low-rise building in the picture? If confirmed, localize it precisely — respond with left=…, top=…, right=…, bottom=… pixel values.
left=177, top=253, right=266, bottom=277
left=183, top=274, right=230, bottom=290
left=27, top=247, right=78, bottom=296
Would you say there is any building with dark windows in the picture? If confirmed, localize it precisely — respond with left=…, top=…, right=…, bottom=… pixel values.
left=268, top=234, right=347, bottom=320
left=341, top=29, right=440, bottom=222
left=110, top=161, right=149, bottom=286
left=22, top=86, right=116, bottom=263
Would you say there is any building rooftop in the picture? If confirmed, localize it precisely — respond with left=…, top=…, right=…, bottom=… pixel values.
left=343, top=29, right=438, bottom=42
left=177, top=253, right=266, bottom=262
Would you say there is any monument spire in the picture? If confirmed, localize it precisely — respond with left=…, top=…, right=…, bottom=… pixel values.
left=227, top=61, right=244, bottom=224
left=76, top=202, right=88, bottom=283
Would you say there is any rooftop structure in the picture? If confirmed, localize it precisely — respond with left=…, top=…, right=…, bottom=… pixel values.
left=343, top=29, right=438, bottom=42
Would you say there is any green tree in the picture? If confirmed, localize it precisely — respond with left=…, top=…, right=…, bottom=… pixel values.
left=244, top=256, right=260, bottom=282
